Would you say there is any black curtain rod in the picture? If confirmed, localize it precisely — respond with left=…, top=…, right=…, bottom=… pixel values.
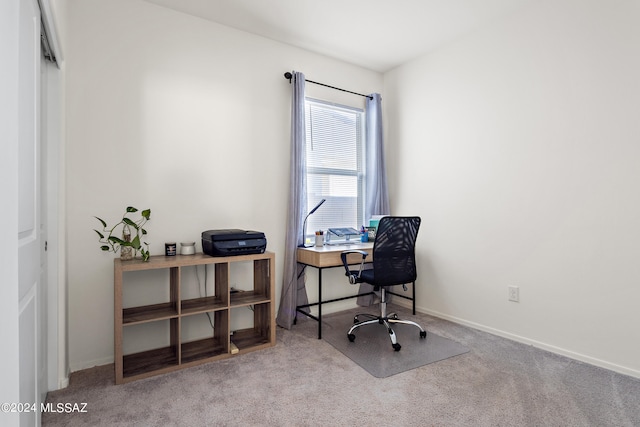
left=284, top=72, right=373, bottom=100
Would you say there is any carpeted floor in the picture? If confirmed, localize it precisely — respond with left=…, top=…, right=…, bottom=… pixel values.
left=43, top=304, right=640, bottom=426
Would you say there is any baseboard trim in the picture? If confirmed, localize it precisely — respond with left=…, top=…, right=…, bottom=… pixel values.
left=393, top=300, right=640, bottom=380
left=70, top=356, right=113, bottom=374
left=58, top=376, right=69, bottom=390
left=72, top=304, right=639, bottom=380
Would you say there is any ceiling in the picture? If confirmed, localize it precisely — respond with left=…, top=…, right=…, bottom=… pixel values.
left=144, top=0, right=533, bottom=72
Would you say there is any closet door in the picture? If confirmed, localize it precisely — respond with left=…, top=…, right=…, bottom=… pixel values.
left=18, top=0, right=44, bottom=425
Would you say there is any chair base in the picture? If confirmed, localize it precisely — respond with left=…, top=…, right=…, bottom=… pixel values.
left=347, top=288, right=427, bottom=351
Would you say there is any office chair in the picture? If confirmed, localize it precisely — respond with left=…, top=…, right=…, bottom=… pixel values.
left=340, top=216, right=426, bottom=351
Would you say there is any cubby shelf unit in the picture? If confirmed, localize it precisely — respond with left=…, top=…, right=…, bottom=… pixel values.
left=114, top=252, right=275, bottom=384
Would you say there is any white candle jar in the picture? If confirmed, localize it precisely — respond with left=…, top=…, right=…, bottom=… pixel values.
left=180, top=242, right=196, bottom=255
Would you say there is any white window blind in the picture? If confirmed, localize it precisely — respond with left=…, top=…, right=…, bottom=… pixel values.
left=305, top=99, right=364, bottom=238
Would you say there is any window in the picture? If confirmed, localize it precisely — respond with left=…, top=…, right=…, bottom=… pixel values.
left=304, top=98, right=365, bottom=240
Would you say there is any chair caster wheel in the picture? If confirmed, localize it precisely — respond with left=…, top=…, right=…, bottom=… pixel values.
left=420, top=331, right=427, bottom=339
left=348, top=334, right=356, bottom=342
left=392, top=343, right=401, bottom=351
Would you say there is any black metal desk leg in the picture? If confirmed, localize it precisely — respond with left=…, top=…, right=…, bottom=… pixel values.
left=412, top=280, right=416, bottom=315
left=317, top=268, right=322, bottom=339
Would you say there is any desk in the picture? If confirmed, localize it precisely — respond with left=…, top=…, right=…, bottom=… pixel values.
left=296, top=242, right=374, bottom=339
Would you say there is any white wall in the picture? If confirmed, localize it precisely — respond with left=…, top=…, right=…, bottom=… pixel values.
left=385, top=0, right=640, bottom=376
left=65, top=0, right=640, bottom=378
left=65, top=0, right=382, bottom=371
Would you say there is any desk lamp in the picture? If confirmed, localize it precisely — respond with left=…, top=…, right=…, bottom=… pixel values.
left=300, top=199, right=326, bottom=247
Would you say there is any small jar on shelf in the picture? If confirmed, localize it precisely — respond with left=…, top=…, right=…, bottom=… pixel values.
left=180, top=242, right=196, bottom=255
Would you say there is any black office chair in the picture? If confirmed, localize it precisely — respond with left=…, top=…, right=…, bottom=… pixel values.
left=340, top=216, right=426, bottom=351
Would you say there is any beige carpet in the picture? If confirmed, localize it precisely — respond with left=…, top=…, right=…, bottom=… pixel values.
left=43, top=304, right=640, bottom=426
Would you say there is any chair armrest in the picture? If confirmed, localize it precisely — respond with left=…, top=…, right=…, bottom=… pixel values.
left=341, top=249, right=369, bottom=257
left=340, top=250, right=369, bottom=284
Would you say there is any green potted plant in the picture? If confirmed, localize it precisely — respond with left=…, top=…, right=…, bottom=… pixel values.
left=94, top=206, right=151, bottom=261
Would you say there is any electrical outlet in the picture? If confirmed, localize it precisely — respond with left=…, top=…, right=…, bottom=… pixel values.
left=508, top=286, right=519, bottom=302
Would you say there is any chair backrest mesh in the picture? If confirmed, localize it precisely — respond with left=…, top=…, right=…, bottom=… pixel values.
left=372, top=216, right=421, bottom=287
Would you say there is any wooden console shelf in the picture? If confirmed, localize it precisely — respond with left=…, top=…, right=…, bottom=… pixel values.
left=114, top=252, right=275, bottom=384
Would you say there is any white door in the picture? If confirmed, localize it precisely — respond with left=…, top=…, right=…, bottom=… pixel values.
left=18, top=0, right=44, bottom=425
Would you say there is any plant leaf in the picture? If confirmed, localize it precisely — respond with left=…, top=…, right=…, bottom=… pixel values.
left=141, top=228, right=147, bottom=235
left=131, top=235, right=141, bottom=249
left=95, top=217, right=107, bottom=228
left=100, top=245, right=110, bottom=251
left=126, top=206, right=138, bottom=213
left=94, top=229, right=105, bottom=239
left=123, top=218, right=139, bottom=229
left=109, top=236, right=125, bottom=245
left=141, top=209, right=151, bottom=220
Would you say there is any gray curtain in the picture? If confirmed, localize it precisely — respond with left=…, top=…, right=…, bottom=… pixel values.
left=358, top=92, right=391, bottom=306
left=365, top=93, right=390, bottom=219
left=276, top=71, right=310, bottom=329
